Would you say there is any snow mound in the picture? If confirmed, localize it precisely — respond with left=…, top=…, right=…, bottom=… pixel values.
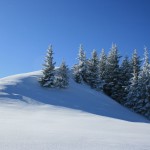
left=0, top=71, right=148, bottom=122
left=0, top=71, right=150, bottom=150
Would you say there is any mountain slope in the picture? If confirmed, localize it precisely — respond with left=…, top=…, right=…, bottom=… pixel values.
left=0, top=71, right=150, bottom=150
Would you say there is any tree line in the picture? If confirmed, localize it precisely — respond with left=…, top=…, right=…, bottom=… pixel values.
left=39, top=44, right=150, bottom=120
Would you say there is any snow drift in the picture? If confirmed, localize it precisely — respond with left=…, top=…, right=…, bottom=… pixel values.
left=0, top=71, right=149, bottom=150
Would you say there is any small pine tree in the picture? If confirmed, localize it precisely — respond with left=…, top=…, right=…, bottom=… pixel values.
left=39, top=45, right=56, bottom=87
left=55, top=60, right=69, bottom=88
left=73, top=64, right=83, bottom=83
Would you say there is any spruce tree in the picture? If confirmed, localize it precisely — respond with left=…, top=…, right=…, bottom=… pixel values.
left=86, top=49, right=101, bottom=89
left=55, top=60, right=69, bottom=88
left=73, top=65, right=82, bottom=83
left=39, top=45, right=56, bottom=87
left=125, top=49, right=141, bottom=109
left=103, top=44, right=121, bottom=101
left=145, top=84, right=150, bottom=119
left=99, top=48, right=107, bottom=80
left=132, top=49, right=141, bottom=81
left=143, top=47, right=150, bottom=119
left=119, top=56, right=133, bottom=104
left=135, top=47, right=150, bottom=117
left=73, top=44, right=87, bottom=83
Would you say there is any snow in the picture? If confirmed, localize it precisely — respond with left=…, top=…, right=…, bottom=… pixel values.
left=0, top=71, right=150, bottom=150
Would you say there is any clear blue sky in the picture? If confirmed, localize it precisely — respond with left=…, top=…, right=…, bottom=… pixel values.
left=0, top=0, right=150, bottom=77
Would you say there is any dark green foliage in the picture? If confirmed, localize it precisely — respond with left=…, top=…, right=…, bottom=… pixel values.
left=55, top=60, right=69, bottom=88
left=73, top=65, right=83, bottom=83
left=39, top=44, right=150, bottom=120
left=99, top=49, right=107, bottom=80
left=119, top=56, right=133, bottom=104
left=125, top=49, right=141, bottom=108
left=86, top=50, right=101, bottom=89
left=39, top=45, right=56, bottom=87
left=103, top=44, right=121, bottom=101
left=133, top=48, right=150, bottom=117
left=73, top=44, right=87, bottom=83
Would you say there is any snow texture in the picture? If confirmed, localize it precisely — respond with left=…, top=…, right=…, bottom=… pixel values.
left=0, top=71, right=150, bottom=150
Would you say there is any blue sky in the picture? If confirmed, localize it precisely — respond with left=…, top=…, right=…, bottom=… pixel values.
left=0, top=0, right=150, bottom=77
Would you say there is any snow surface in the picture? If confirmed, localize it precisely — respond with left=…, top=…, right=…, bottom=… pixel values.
left=0, top=71, right=150, bottom=150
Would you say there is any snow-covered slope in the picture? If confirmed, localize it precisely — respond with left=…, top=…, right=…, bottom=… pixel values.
left=0, top=71, right=150, bottom=150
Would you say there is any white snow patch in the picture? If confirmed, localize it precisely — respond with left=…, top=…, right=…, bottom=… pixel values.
left=0, top=71, right=149, bottom=150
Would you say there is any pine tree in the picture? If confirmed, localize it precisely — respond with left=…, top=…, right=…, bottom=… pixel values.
left=103, top=44, right=121, bottom=101
left=73, top=65, right=82, bottom=83
left=125, top=49, right=141, bottom=109
left=119, top=56, right=133, bottom=104
left=86, top=49, right=101, bottom=89
left=132, top=49, right=141, bottom=81
left=55, top=60, right=69, bottom=88
left=39, top=45, right=56, bottom=87
left=135, top=47, right=150, bottom=117
left=145, top=82, right=150, bottom=119
left=143, top=47, right=150, bottom=119
left=99, top=48, right=107, bottom=80
left=73, top=44, right=87, bottom=83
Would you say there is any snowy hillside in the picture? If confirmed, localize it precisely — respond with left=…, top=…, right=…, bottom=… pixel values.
left=0, top=71, right=150, bottom=150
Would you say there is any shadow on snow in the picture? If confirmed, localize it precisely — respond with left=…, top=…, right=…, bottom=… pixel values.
left=0, top=74, right=149, bottom=123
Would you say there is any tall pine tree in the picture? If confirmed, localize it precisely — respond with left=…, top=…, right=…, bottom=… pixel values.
left=39, top=45, right=56, bottom=87
left=119, top=56, right=133, bottom=104
left=73, top=44, right=87, bottom=83
left=86, top=49, right=101, bottom=89
left=103, top=44, right=121, bottom=101
left=99, top=48, right=107, bottom=80
left=135, top=47, right=150, bottom=117
left=125, top=49, right=141, bottom=109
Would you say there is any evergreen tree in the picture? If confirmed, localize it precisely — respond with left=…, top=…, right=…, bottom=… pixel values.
left=135, top=47, right=150, bottom=117
left=39, top=45, right=56, bottom=87
left=86, top=49, right=101, bottom=89
left=99, top=48, right=107, bottom=80
left=143, top=47, right=150, bottom=119
left=132, top=49, right=141, bottom=81
left=145, top=84, right=150, bottom=119
left=125, top=49, right=141, bottom=109
left=55, top=60, right=69, bottom=88
left=119, top=56, right=133, bottom=104
left=73, top=64, right=82, bottom=83
left=73, top=44, right=87, bottom=83
left=103, top=44, right=121, bottom=101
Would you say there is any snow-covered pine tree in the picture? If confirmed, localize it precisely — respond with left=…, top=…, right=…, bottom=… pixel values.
left=143, top=47, right=150, bottom=119
left=86, top=49, right=102, bottom=89
left=55, top=60, right=69, bottom=88
left=73, top=44, right=87, bottom=83
left=145, top=81, right=150, bottom=119
left=103, top=44, right=121, bottom=101
left=73, top=64, right=82, bottom=83
left=119, top=56, right=133, bottom=104
left=125, top=49, right=141, bottom=109
left=135, top=47, right=150, bottom=117
left=39, top=45, right=56, bottom=87
left=99, top=48, right=107, bottom=80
